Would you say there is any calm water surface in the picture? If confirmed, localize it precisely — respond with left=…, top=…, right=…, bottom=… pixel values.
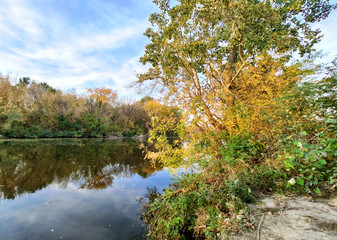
left=0, top=139, right=172, bottom=240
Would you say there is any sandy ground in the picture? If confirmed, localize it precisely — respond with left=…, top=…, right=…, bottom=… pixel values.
left=231, top=195, right=337, bottom=240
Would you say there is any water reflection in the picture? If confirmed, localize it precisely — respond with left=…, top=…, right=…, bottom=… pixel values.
left=0, top=139, right=170, bottom=240
left=0, top=139, right=161, bottom=200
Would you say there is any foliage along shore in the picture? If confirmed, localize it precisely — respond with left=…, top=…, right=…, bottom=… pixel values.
left=0, top=133, right=150, bottom=140
left=0, top=76, right=179, bottom=139
left=136, top=0, right=337, bottom=239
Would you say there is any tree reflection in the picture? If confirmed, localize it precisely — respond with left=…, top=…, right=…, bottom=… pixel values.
left=0, top=139, right=162, bottom=200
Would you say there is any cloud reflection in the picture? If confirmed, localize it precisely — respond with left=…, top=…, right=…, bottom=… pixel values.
left=0, top=139, right=171, bottom=239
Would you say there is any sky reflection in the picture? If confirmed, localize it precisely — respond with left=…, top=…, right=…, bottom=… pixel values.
left=0, top=139, right=173, bottom=240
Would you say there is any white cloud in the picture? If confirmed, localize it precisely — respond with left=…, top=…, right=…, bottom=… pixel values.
left=28, top=55, right=147, bottom=98
left=0, top=0, right=41, bottom=38
left=2, top=0, right=335, bottom=100
left=314, top=9, right=337, bottom=62
left=0, top=0, right=151, bottom=98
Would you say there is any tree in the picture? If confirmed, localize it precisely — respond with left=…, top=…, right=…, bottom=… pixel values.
left=143, top=99, right=184, bottom=166
left=18, top=77, right=31, bottom=86
left=0, top=76, right=29, bottom=135
left=136, top=0, right=335, bottom=164
left=87, top=87, right=117, bottom=105
left=137, top=2, right=336, bottom=238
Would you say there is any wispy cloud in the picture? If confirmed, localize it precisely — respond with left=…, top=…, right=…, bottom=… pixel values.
left=314, top=9, right=337, bottom=62
left=1, top=0, right=336, bottom=99
left=0, top=0, right=153, bottom=97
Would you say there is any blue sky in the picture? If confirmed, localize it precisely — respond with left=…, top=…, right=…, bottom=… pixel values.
left=0, top=0, right=336, bottom=98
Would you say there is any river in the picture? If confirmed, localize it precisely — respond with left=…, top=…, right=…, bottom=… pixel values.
left=0, top=139, right=172, bottom=240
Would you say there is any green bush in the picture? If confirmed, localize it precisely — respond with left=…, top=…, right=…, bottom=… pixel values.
left=141, top=122, right=336, bottom=239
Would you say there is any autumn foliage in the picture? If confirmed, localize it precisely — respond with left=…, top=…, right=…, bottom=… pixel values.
left=88, top=87, right=117, bottom=105
left=0, top=77, right=151, bottom=138
left=137, top=0, right=337, bottom=239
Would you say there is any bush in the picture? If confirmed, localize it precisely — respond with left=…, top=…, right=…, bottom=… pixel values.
left=141, top=120, right=336, bottom=238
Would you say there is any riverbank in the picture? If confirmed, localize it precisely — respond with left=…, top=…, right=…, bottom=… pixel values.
left=231, top=194, right=337, bottom=240
left=140, top=130, right=337, bottom=239
left=0, top=134, right=149, bottom=141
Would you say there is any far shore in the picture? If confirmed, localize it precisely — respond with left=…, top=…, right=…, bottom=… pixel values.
left=0, top=134, right=150, bottom=141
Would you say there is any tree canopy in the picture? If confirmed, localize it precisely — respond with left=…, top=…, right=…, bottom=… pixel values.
left=0, top=76, right=154, bottom=138
left=138, top=1, right=337, bottom=238
left=135, top=0, right=336, bottom=168
left=137, top=0, right=335, bottom=146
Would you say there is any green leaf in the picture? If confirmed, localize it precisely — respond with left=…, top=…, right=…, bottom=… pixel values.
left=314, top=187, right=321, bottom=195
left=300, top=131, right=308, bottom=136
left=296, top=178, right=304, bottom=186
left=318, top=159, right=326, bottom=165
left=284, top=160, right=294, bottom=170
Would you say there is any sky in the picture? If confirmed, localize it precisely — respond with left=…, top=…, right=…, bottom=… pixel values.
left=0, top=0, right=336, bottom=99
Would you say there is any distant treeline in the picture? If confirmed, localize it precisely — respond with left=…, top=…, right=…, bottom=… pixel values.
left=0, top=75, right=178, bottom=138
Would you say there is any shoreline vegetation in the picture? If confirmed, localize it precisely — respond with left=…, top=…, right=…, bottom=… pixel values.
left=135, top=0, right=337, bottom=239
left=0, top=134, right=150, bottom=140
left=0, top=75, right=180, bottom=139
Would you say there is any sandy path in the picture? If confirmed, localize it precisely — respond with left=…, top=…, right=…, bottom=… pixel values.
left=231, top=195, right=337, bottom=240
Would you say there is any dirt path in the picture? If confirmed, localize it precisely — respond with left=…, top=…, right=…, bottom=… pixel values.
left=231, top=195, right=337, bottom=240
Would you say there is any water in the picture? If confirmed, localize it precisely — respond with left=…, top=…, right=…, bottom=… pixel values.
left=0, top=139, right=172, bottom=240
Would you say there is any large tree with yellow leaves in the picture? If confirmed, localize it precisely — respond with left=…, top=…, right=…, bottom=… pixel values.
left=136, top=0, right=335, bottom=165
